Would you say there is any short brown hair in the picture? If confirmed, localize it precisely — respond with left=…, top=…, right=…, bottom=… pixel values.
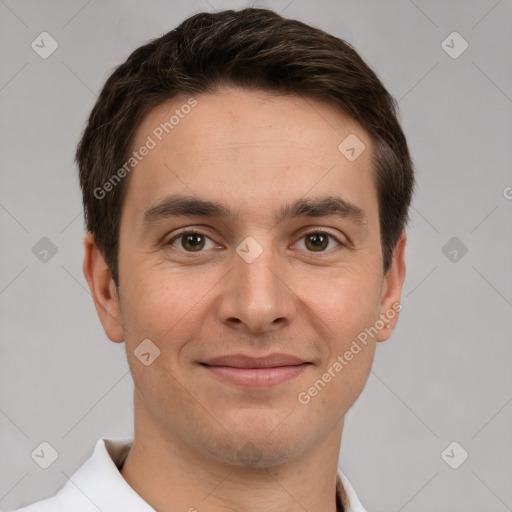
left=76, top=8, right=415, bottom=286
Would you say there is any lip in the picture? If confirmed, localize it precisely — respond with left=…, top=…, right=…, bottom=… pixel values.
left=200, top=353, right=311, bottom=387
left=202, top=353, right=308, bottom=368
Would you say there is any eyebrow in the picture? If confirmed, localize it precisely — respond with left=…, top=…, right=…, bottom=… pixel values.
left=142, top=194, right=367, bottom=227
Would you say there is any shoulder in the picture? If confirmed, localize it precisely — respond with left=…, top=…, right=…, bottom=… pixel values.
left=10, top=495, right=63, bottom=512
left=8, top=438, right=135, bottom=512
left=8, top=478, right=105, bottom=512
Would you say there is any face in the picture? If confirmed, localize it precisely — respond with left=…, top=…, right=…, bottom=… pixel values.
left=86, top=87, right=406, bottom=467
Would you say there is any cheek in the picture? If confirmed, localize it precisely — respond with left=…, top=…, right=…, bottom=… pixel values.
left=294, top=266, right=381, bottom=406
left=119, top=265, right=217, bottom=351
left=119, top=270, right=209, bottom=407
left=297, top=265, right=382, bottom=341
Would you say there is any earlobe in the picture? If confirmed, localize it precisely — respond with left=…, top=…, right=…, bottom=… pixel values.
left=376, top=231, right=407, bottom=343
left=82, top=232, right=124, bottom=343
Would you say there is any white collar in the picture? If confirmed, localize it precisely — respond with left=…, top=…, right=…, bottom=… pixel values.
left=17, top=438, right=366, bottom=512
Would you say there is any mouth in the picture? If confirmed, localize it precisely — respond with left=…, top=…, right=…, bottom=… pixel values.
left=199, top=354, right=312, bottom=387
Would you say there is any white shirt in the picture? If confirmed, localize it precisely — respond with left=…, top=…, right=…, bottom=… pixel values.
left=12, top=438, right=366, bottom=512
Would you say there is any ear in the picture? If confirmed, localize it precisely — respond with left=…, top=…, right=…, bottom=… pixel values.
left=375, top=230, right=407, bottom=342
left=82, top=232, right=124, bottom=343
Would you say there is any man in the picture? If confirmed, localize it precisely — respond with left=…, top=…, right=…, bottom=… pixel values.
left=14, top=7, right=413, bottom=512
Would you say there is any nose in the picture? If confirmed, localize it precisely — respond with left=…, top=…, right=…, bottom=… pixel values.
left=216, top=242, right=296, bottom=334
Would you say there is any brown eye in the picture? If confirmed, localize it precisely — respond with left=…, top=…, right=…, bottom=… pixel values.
left=305, top=232, right=330, bottom=251
left=293, top=231, right=342, bottom=253
left=167, top=231, right=217, bottom=252
left=181, top=233, right=205, bottom=251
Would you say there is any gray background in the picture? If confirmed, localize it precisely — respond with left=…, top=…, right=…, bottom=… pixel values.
left=1, top=0, right=511, bottom=510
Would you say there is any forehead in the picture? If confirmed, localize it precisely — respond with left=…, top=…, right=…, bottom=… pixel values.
left=123, top=87, right=377, bottom=227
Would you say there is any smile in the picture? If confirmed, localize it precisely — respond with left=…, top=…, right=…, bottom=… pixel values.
left=200, top=354, right=312, bottom=387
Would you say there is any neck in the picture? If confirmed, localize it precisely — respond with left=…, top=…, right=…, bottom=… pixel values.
left=120, top=393, right=344, bottom=512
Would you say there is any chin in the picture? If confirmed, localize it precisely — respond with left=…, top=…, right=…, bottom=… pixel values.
left=204, top=435, right=303, bottom=469
left=196, top=413, right=312, bottom=469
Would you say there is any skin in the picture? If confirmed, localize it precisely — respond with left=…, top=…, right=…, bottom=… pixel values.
left=83, top=87, right=406, bottom=512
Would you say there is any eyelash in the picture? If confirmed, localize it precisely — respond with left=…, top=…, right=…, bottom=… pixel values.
left=165, top=228, right=345, bottom=254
